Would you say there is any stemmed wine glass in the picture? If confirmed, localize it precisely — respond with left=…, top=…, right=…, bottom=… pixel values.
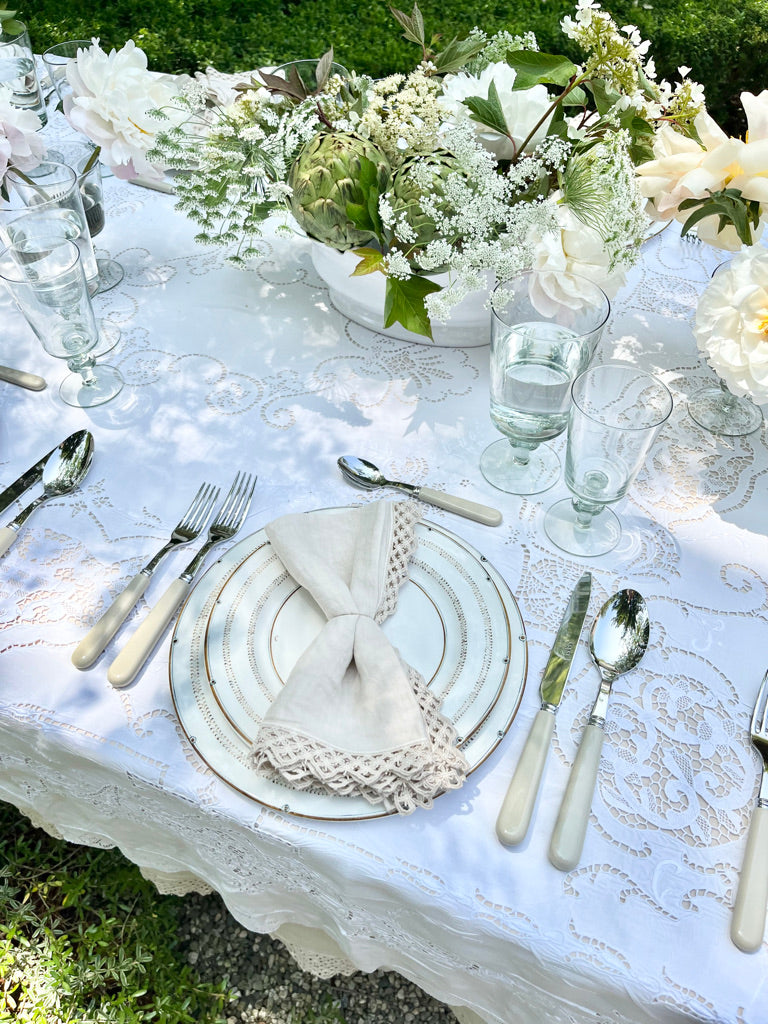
left=543, top=364, right=673, bottom=557
left=0, top=237, right=123, bottom=408
left=480, top=272, right=610, bottom=495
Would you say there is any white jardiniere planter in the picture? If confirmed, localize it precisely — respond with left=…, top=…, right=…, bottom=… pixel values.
left=310, top=242, right=491, bottom=348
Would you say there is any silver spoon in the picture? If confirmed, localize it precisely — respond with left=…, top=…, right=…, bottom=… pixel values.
left=0, top=430, right=94, bottom=557
left=338, top=456, right=502, bottom=527
left=549, top=589, right=649, bottom=871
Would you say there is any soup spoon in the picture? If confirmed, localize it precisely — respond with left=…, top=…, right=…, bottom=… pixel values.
left=549, top=589, right=649, bottom=871
left=338, top=456, right=502, bottom=526
left=0, top=430, right=94, bottom=557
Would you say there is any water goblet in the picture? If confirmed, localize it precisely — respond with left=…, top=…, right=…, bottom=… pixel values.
left=41, top=38, right=91, bottom=108
left=0, top=19, right=47, bottom=125
left=543, top=364, right=673, bottom=557
left=0, top=238, right=123, bottom=408
left=480, top=271, right=611, bottom=495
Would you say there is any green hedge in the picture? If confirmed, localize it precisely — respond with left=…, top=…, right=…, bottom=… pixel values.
left=26, top=0, right=766, bottom=134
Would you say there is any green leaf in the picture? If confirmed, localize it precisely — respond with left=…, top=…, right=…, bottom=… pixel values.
left=350, top=247, right=385, bottom=275
left=383, top=274, right=442, bottom=339
left=584, top=78, right=621, bottom=115
left=389, top=3, right=425, bottom=48
left=559, top=86, right=588, bottom=107
left=315, top=49, right=335, bottom=92
left=431, top=34, right=487, bottom=75
left=678, top=188, right=761, bottom=246
left=506, top=50, right=578, bottom=90
left=463, top=81, right=509, bottom=139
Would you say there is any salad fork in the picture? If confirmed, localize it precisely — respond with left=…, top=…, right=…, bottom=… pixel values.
left=72, top=483, right=219, bottom=669
left=731, top=669, right=768, bottom=952
left=107, top=472, right=256, bottom=688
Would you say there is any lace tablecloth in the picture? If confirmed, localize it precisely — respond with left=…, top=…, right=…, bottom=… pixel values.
left=1, top=123, right=767, bottom=1024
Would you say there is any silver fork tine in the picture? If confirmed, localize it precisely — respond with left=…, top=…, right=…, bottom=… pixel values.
left=732, top=669, right=768, bottom=952
left=72, top=483, right=219, bottom=670
left=108, top=472, right=257, bottom=688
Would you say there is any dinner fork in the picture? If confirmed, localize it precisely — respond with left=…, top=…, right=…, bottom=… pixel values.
left=107, top=472, right=256, bottom=688
left=72, top=483, right=219, bottom=669
left=731, top=669, right=768, bottom=952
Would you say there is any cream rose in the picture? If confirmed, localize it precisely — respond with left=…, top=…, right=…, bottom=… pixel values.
left=694, top=247, right=768, bottom=403
left=438, top=62, right=553, bottom=160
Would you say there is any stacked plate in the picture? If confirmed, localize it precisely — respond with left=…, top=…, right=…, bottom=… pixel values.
left=170, top=512, right=527, bottom=820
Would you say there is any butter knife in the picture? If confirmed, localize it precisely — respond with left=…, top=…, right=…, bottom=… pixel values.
left=0, top=365, right=47, bottom=391
left=0, top=439, right=64, bottom=516
left=496, top=571, right=592, bottom=846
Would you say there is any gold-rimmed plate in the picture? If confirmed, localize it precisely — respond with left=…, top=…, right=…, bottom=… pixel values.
left=169, top=512, right=527, bottom=820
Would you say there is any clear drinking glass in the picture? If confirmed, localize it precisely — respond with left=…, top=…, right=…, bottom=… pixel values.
left=544, top=364, right=673, bottom=557
left=3, top=161, right=98, bottom=286
left=44, top=141, right=125, bottom=292
left=0, top=20, right=47, bottom=125
left=41, top=38, right=91, bottom=106
left=480, top=272, right=611, bottom=495
left=0, top=238, right=123, bottom=408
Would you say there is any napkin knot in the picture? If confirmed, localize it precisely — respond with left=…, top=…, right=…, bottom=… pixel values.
left=250, top=501, right=468, bottom=814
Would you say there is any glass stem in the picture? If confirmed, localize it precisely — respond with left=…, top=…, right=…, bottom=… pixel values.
left=68, top=354, right=97, bottom=386
left=508, top=440, right=535, bottom=467
left=572, top=498, right=603, bottom=531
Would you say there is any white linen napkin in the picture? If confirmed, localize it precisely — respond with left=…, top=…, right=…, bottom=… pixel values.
left=250, top=501, right=468, bottom=814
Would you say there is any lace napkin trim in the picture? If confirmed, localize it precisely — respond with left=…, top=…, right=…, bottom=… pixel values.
left=253, top=665, right=467, bottom=815
left=251, top=501, right=468, bottom=814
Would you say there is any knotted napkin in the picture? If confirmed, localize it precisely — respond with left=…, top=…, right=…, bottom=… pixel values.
left=250, top=501, right=468, bottom=814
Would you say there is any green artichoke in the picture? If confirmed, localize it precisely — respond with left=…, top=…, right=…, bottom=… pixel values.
left=390, top=150, right=462, bottom=251
left=288, top=133, right=391, bottom=251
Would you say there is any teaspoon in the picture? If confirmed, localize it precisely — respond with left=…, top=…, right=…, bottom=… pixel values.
left=0, top=430, right=94, bottom=557
left=549, top=589, right=650, bottom=871
left=338, top=456, right=502, bottom=526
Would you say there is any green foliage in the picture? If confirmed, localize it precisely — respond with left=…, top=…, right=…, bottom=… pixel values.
left=23, top=0, right=766, bottom=135
left=0, top=801, right=232, bottom=1024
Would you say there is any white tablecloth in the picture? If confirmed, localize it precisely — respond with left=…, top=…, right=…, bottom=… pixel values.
left=1, top=121, right=767, bottom=1024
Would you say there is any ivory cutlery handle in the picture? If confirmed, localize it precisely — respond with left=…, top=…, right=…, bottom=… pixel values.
left=417, top=487, right=502, bottom=527
left=72, top=572, right=151, bottom=670
left=0, top=366, right=47, bottom=391
left=731, top=804, right=768, bottom=952
left=549, top=723, right=605, bottom=871
left=107, top=578, right=190, bottom=688
left=496, top=708, right=554, bottom=846
left=0, top=525, right=19, bottom=557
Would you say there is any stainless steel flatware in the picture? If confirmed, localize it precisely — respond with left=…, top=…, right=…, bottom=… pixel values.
left=338, top=455, right=502, bottom=527
left=549, top=589, right=649, bottom=871
left=0, top=434, right=81, bottom=516
left=731, top=669, right=768, bottom=952
left=107, top=471, right=256, bottom=687
left=0, top=365, right=47, bottom=391
left=497, top=572, right=592, bottom=846
left=0, top=430, right=94, bottom=557
left=71, top=482, right=220, bottom=670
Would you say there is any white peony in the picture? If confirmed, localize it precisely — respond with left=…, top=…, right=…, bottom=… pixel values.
left=438, top=62, right=553, bottom=160
left=0, top=96, right=45, bottom=182
left=525, top=193, right=626, bottom=312
left=694, top=247, right=768, bottom=403
left=64, top=39, right=185, bottom=180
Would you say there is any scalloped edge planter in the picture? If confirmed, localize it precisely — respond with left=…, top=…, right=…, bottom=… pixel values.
left=311, top=242, right=491, bottom=348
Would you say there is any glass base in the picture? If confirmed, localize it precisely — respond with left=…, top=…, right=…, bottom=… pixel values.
left=688, top=384, right=763, bottom=436
left=59, top=365, right=124, bottom=408
left=93, top=258, right=125, bottom=294
left=92, top=321, right=121, bottom=358
left=544, top=498, right=621, bottom=557
left=480, top=438, right=560, bottom=495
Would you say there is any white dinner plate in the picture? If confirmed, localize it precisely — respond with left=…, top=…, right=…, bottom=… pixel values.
left=169, top=511, right=527, bottom=820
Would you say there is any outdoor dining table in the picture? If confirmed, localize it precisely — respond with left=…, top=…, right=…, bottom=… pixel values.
left=0, top=116, right=767, bottom=1024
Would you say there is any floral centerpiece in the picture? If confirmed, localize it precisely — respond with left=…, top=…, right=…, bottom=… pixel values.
left=59, top=1, right=763, bottom=342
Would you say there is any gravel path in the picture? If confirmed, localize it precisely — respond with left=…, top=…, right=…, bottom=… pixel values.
left=176, top=890, right=458, bottom=1024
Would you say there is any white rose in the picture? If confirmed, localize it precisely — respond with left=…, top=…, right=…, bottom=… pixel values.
left=694, top=247, right=768, bottom=403
left=0, top=96, right=45, bottom=180
left=64, top=39, right=185, bottom=180
left=439, top=62, right=553, bottom=160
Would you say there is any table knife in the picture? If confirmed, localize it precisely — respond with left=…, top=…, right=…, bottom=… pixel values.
left=496, top=571, right=592, bottom=846
left=0, top=440, right=61, bottom=516
left=0, top=365, right=47, bottom=391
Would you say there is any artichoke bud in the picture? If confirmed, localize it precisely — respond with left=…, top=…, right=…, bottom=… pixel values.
left=288, top=132, right=391, bottom=251
left=390, top=150, right=461, bottom=250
